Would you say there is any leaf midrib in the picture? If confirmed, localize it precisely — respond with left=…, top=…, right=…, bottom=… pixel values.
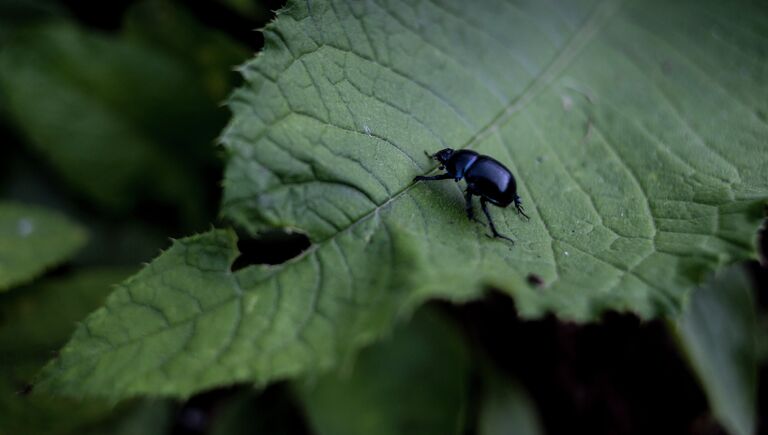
left=304, top=0, right=622, bottom=246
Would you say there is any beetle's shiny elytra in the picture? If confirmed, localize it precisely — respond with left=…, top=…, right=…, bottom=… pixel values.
left=413, top=148, right=529, bottom=244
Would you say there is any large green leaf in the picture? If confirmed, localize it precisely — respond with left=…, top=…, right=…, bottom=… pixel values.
left=221, top=0, right=767, bottom=318
left=0, top=202, right=86, bottom=291
left=674, top=266, right=758, bottom=435
left=37, top=0, right=768, bottom=398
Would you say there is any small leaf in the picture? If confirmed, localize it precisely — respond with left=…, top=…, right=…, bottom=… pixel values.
left=0, top=202, right=86, bottom=291
left=674, top=266, right=758, bottom=435
left=479, top=375, right=543, bottom=435
left=295, top=308, right=471, bottom=435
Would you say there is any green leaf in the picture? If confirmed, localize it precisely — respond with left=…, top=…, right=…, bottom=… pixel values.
left=0, top=268, right=133, bottom=357
left=0, top=22, right=184, bottom=210
left=37, top=0, right=768, bottom=399
left=759, top=316, right=768, bottom=363
left=122, top=0, right=249, bottom=104
left=215, top=0, right=273, bottom=22
left=0, top=0, right=64, bottom=43
left=0, top=268, right=133, bottom=435
left=222, top=0, right=767, bottom=319
left=36, top=229, right=421, bottom=397
left=0, top=361, right=113, bottom=435
left=82, top=399, right=173, bottom=435
left=0, top=202, right=86, bottom=291
left=673, top=266, right=758, bottom=435
left=295, top=308, right=471, bottom=435
left=479, top=375, right=543, bottom=435
left=0, top=8, right=244, bottom=220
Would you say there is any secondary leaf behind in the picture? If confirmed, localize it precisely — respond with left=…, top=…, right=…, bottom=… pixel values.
left=0, top=202, right=86, bottom=291
left=295, top=308, right=471, bottom=435
left=674, top=266, right=759, bottom=435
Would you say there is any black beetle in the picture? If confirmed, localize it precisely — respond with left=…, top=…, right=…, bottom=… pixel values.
left=414, top=148, right=529, bottom=244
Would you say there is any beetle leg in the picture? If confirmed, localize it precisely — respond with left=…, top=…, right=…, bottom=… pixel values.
left=464, top=190, right=476, bottom=222
left=481, top=198, right=515, bottom=244
left=514, top=197, right=530, bottom=221
left=413, top=173, right=453, bottom=182
left=516, top=205, right=530, bottom=221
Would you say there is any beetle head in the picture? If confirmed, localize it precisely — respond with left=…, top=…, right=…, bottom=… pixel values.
left=429, top=148, right=455, bottom=165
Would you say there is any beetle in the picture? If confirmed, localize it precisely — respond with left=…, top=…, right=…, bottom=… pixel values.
left=413, top=148, right=529, bottom=244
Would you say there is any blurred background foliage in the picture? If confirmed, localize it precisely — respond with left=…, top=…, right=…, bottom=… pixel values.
left=0, top=1, right=258, bottom=433
left=0, top=1, right=765, bottom=434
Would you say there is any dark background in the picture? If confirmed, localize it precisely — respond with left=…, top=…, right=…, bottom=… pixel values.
left=1, top=1, right=765, bottom=434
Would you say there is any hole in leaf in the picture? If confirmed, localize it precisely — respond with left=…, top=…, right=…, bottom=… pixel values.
left=231, top=230, right=311, bottom=271
left=527, top=273, right=545, bottom=288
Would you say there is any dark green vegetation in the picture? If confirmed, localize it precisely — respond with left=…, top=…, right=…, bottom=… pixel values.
left=1, top=0, right=766, bottom=434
